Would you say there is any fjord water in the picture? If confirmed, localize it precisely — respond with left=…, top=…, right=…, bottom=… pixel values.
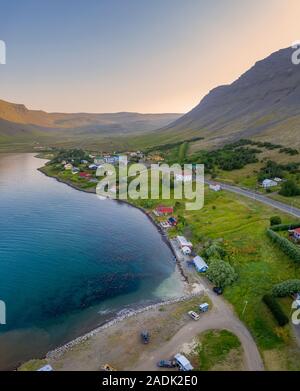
left=0, top=153, right=183, bottom=370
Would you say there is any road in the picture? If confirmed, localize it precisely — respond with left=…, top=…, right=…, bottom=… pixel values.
left=133, top=285, right=264, bottom=371
left=205, top=179, right=300, bottom=218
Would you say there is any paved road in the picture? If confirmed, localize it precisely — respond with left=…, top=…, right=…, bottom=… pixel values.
left=133, top=283, right=264, bottom=372
left=205, top=179, right=300, bottom=218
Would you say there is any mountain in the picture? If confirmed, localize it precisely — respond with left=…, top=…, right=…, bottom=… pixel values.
left=0, top=99, right=182, bottom=150
left=153, top=47, right=300, bottom=149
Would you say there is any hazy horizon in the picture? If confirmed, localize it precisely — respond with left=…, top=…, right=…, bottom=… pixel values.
left=0, top=0, right=299, bottom=114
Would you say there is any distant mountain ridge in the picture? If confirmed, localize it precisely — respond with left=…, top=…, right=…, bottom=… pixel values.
left=154, top=47, right=300, bottom=149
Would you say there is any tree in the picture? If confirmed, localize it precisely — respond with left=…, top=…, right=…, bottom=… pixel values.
left=206, top=260, right=237, bottom=288
left=203, top=243, right=227, bottom=260
left=279, top=179, right=300, bottom=197
left=270, top=216, right=282, bottom=226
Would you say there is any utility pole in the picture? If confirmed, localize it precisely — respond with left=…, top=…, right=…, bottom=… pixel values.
left=242, top=300, right=248, bottom=317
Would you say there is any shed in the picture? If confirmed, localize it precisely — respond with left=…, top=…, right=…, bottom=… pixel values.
left=193, top=256, right=208, bottom=272
left=176, top=236, right=193, bottom=249
left=174, top=354, right=194, bottom=371
left=182, top=246, right=192, bottom=255
left=262, top=179, right=277, bottom=188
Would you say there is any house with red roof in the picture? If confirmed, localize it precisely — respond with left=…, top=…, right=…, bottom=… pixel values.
left=293, top=228, right=300, bottom=240
left=79, top=172, right=92, bottom=178
left=155, top=206, right=174, bottom=215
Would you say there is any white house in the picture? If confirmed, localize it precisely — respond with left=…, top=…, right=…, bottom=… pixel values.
left=209, top=184, right=221, bottom=192
left=274, top=177, right=282, bottom=182
left=94, top=157, right=104, bottom=165
left=176, top=236, right=193, bottom=249
left=182, top=246, right=192, bottom=255
left=64, top=163, right=73, bottom=170
left=175, top=173, right=192, bottom=182
left=262, top=179, right=277, bottom=188
left=193, top=256, right=208, bottom=272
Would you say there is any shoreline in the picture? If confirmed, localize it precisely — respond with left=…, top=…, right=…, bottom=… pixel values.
left=46, top=291, right=204, bottom=361
left=33, top=162, right=194, bottom=368
left=38, top=165, right=189, bottom=283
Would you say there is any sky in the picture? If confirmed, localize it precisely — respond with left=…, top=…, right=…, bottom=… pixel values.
left=0, top=0, right=299, bottom=114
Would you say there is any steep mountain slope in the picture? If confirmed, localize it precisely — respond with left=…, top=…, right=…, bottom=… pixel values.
left=154, top=47, right=300, bottom=149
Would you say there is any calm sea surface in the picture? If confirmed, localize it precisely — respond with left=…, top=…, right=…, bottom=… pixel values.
left=0, top=153, right=184, bottom=370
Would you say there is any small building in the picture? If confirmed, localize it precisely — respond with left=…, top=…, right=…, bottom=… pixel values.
left=64, top=163, right=73, bottom=170
left=182, top=246, right=192, bottom=255
left=274, top=177, right=282, bottom=182
left=104, top=156, right=119, bottom=164
left=161, top=221, right=171, bottom=229
left=293, top=228, right=300, bottom=240
left=72, top=167, right=80, bottom=174
left=174, top=354, right=194, bottom=371
left=168, top=217, right=177, bottom=226
left=193, top=256, right=208, bottom=272
left=81, top=159, right=88, bottom=164
left=262, top=179, right=277, bottom=188
left=199, top=302, right=209, bottom=312
left=94, top=157, right=104, bottom=165
left=156, top=206, right=174, bottom=215
left=79, top=172, right=92, bottom=178
left=176, top=236, right=193, bottom=249
left=209, top=184, right=221, bottom=192
left=175, top=173, right=192, bottom=182
left=89, top=164, right=98, bottom=170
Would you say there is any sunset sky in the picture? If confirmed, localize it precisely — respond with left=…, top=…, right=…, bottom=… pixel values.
left=0, top=0, right=299, bottom=113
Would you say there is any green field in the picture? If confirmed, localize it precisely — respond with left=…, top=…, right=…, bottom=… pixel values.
left=189, top=330, right=242, bottom=371
left=133, top=187, right=300, bottom=370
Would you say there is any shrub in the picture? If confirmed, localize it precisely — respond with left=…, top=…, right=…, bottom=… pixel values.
left=270, top=223, right=300, bottom=232
left=279, top=179, right=300, bottom=197
left=266, top=229, right=300, bottom=263
left=270, top=216, right=282, bottom=226
left=206, top=259, right=237, bottom=288
left=272, top=280, right=300, bottom=297
left=262, top=294, right=289, bottom=326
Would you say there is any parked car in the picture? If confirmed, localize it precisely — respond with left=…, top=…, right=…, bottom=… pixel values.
left=141, top=330, right=150, bottom=344
left=188, top=310, right=200, bottom=320
left=213, top=286, right=223, bottom=295
left=157, top=360, right=177, bottom=368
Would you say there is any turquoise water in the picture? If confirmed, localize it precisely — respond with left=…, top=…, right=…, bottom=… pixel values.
left=0, top=153, right=183, bottom=370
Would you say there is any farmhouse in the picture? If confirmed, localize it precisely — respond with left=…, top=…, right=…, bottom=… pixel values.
left=262, top=179, right=277, bottom=188
left=193, top=256, right=208, bottom=272
left=176, top=235, right=193, bottom=249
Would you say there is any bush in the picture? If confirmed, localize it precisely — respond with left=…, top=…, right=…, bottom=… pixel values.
left=270, top=216, right=282, bottom=226
left=270, top=223, right=300, bottom=232
left=206, top=259, right=237, bottom=288
left=262, top=294, right=289, bottom=326
left=279, top=179, right=300, bottom=197
left=272, top=280, right=300, bottom=297
left=266, top=229, right=300, bottom=263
